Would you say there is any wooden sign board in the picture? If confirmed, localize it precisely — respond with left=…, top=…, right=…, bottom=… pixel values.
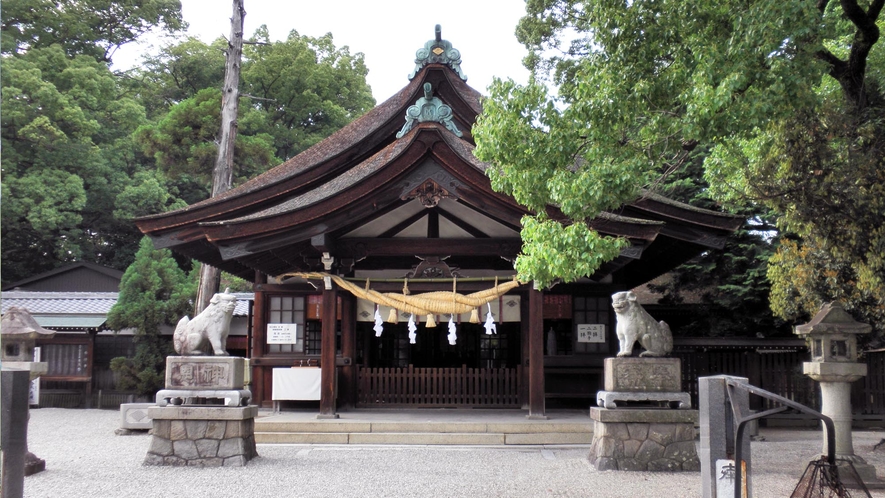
left=267, top=323, right=298, bottom=344
left=577, top=324, right=606, bottom=343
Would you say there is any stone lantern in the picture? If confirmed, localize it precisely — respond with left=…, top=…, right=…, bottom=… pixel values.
left=1, top=306, right=56, bottom=476
left=794, top=302, right=881, bottom=487
left=1, top=306, right=55, bottom=380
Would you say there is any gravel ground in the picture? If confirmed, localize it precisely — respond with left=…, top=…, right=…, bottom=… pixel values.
left=18, top=408, right=885, bottom=498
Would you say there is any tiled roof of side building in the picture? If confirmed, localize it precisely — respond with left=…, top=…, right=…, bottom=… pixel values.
left=2, top=291, right=254, bottom=317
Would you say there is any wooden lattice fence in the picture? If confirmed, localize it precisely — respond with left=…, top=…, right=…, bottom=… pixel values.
left=357, top=365, right=522, bottom=407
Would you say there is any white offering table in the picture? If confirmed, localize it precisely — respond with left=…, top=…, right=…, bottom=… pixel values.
left=272, top=367, right=322, bottom=412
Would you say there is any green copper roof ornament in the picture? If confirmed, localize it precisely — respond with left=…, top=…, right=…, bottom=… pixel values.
left=409, top=25, right=467, bottom=81
left=396, top=83, right=463, bottom=138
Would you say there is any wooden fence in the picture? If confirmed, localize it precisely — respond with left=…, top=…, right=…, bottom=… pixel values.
left=674, top=347, right=885, bottom=416
left=357, top=365, right=522, bottom=408
left=675, top=349, right=817, bottom=411
left=859, top=350, right=885, bottom=415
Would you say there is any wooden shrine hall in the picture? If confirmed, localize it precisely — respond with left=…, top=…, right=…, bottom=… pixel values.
left=135, top=26, right=742, bottom=418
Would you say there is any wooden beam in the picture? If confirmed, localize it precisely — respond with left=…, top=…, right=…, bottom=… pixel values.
left=378, top=210, right=427, bottom=238
left=318, top=286, right=339, bottom=418
left=437, top=208, right=490, bottom=238
left=336, top=238, right=522, bottom=257
left=427, top=210, right=439, bottom=238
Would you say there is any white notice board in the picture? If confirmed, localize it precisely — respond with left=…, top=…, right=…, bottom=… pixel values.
left=577, top=324, right=606, bottom=343
left=267, top=323, right=298, bottom=344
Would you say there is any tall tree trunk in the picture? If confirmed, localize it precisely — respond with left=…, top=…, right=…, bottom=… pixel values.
left=195, top=0, right=245, bottom=315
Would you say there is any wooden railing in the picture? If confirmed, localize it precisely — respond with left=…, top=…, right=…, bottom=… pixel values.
left=357, top=365, right=522, bottom=408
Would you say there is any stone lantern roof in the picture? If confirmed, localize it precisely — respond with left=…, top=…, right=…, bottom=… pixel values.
left=1, top=306, right=56, bottom=340
left=794, top=302, right=871, bottom=337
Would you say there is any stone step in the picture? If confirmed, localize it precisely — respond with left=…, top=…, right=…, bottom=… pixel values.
left=253, top=417, right=594, bottom=445
left=254, top=431, right=594, bottom=445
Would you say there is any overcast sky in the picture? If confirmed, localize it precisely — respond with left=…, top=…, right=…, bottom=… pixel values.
left=114, top=0, right=531, bottom=102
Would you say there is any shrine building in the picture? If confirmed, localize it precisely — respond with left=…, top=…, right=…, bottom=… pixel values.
left=135, top=27, right=742, bottom=418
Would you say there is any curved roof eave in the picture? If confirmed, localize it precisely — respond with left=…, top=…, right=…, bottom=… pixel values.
left=135, top=65, right=483, bottom=234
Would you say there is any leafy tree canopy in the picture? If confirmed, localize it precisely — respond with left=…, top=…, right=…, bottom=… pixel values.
left=1, top=0, right=184, bottom=62
left=0, top=46, right=182, bottom=285
left=475, top=0, right=884, bottom=340
left=133, top=26, right=376, bottom=192
left=242, top=26, right=376, bottom=160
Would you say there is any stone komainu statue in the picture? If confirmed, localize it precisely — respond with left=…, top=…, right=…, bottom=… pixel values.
left=173, top=289, right=237, bottom=356
left=611, top=291, right=673, bottom=357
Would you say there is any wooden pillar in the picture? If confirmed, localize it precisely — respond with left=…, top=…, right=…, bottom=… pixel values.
left=527, top=286, right=547, bottom=419
left=251, top=291, right=267, bottom=407
left=318, top=285, right=339, bottom=418
left=339, top=293, right=357, bottom=409
left=519, top=295, right=530, bottom=408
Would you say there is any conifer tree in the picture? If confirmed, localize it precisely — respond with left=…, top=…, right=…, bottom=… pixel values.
left=107, top=237, right=194, bottom=396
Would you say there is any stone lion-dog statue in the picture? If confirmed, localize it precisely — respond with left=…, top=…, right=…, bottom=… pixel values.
left=612, top=291, right=673, bottom=357
left=173, top=288, right=237, bottom=356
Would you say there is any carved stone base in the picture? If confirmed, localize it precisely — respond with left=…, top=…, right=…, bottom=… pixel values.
left=588, top=407, right=699, bottom=472
left=597, top=391, right=691, bottom=410
left=165, top=356, right=245, bottom=390
left=604, top=357, right=682, bottom=392
left=144, top=406, right=258, bottom=467
left=156, top=389, right=251, bottom=407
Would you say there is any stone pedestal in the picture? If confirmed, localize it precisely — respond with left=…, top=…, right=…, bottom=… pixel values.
left=145, top=356, right=257, bottom=467
left=144, top=406, right=258, bottom=467
left=588, top=407, right=700, bottom=471
left=589, top=357, right=699, bottom=471
left=597, top=357, right=690, bottom=409
left=165, top=356, right=246, bottom=390
left=805, top=361, right=882, bottom=488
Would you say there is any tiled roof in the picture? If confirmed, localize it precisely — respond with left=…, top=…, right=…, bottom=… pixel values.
left=2, top=291, right=254, bottom=317
left=1, top=292, right=119, bottom=315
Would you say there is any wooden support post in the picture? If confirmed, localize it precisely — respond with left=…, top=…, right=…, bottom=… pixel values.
left=251, top=291, right=267, bottom=407
left=527, top=286, right=547, bottom=419
left=339, top=293, right=357, bottom=409
left=520, top=295, right=530, bottom=409
left=318, top=286, right=339, bottom=418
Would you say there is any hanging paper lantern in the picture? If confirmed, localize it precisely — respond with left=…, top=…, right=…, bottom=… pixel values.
left=407, top=314, right=417, bottom=344
left=373, top=306, right=384, bottom=337
left=447, top=315, right=457, bottom=345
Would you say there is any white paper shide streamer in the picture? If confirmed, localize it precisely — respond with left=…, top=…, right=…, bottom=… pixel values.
left=407, top=313, right=417, bottom=344
left=373, top=306, right=384, bottom=337
left=447, top=314, right=457, bottom=345
left=484, top=303, right=497, bottom=335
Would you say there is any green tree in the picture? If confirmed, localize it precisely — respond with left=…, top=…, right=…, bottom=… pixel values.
left=1, top=0, right=183, bottom=62
left=133, top=27, right=376, bottom=192
left=1, top=46, right=183, bottom=285
left=129, top=36, right=227, bottom=118
left=474, top=0, right=884, bottom=340
left=134, top=87, right=279, bottom=187
left=107, top=237, right=194, bottom=396
left=646, top=159, right=789, bottom=337
left=242, top=26, right=375, bottom=160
